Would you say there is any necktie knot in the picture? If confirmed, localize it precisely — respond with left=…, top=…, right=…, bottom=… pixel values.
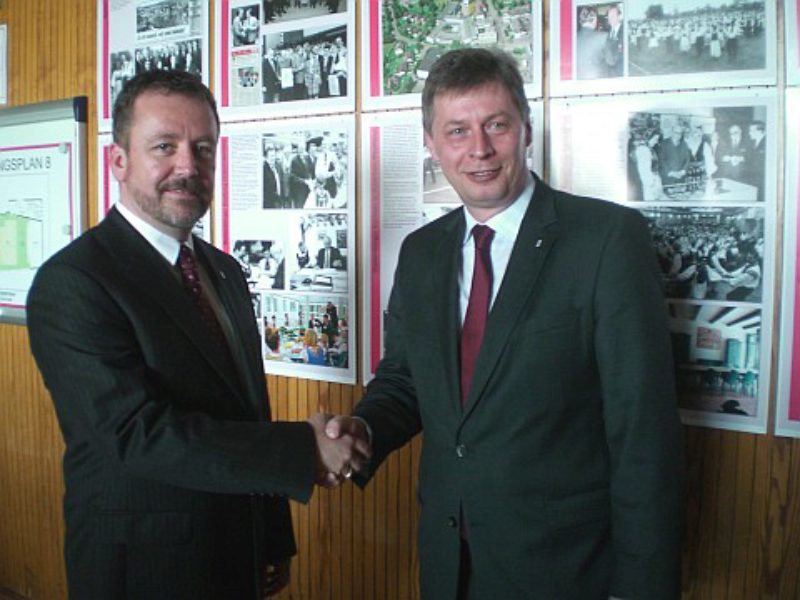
left=472, top=225, right=494, bottom=251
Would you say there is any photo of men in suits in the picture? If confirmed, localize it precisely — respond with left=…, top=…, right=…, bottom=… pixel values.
left=327, top=48, right=683, bottom=599
left=26, top=70, right=367, bottom=600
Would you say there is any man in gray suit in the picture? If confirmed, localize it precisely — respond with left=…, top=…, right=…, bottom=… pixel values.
left=328, top=48, right=683, bottom=599
left=27, top=70, right=367, bottom=599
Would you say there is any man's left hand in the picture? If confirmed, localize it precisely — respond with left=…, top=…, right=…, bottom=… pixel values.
left=262, top=559, right=291, bottom=598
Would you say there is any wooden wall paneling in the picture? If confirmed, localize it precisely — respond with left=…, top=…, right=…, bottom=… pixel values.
left=727, top=433, right=758, bottom=598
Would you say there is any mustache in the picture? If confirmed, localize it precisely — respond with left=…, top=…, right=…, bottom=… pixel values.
left=157, top=177, right=208, bottom=196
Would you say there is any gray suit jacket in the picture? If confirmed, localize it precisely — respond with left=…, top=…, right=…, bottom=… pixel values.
left=354, top=176, right=684, bottom=600
left=27, top=207, right=316, bottom=599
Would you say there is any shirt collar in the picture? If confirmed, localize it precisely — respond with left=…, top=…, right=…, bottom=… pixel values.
left=115, top=201, right=192, bottom=265
left=462, top=171, right=535, bottom=247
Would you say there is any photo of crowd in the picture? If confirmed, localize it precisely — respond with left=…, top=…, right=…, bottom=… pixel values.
left=260, top=294, right=349, bottom=369
left=575, top=2, right=624, bottom=79
left=134, top=39, right=202, bottom=76
left=627, top=0, right=766, bottom=77
left=627, top=106, right=767, bottom=202
left=136, top=0, right=190, bottom=34
left=643, top=206, right=764, bottom=303
left=263, top=0, right=345, bottom=25
left=261, top=129, right=348, bottom=209
left=262, top=26, right=348, bottom=103
left=669, top=302, right=760, bottom=417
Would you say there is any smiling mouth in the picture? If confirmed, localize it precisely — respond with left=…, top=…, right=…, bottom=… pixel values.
left=467, top=168, right=500, bottom=180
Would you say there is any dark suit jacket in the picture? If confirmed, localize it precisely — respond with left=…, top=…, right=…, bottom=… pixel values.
left=263, top=161, right=283, bottom=208
left=27, top=207, right=317, bottom=600
left=354, top=176, right=684, bottom=600
left=316, top=246, right=343, bottom=269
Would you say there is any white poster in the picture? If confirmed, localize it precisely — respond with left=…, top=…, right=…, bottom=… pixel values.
left=214, top=115, right=356, bottom=384
left=214, top=0, right=355, bottom=121
left=96, top=0, right=210, bottom=132
left=549, top=0, right=777, bottom=96
left=360, top=102, right=544, bottom=383
left=360, top=1, right=543, bottom=112
left=775, top=88, right=800, bottom=438
left=549, top=90, right=776, bottom=433
left=787, top=0, right=800, bottom=86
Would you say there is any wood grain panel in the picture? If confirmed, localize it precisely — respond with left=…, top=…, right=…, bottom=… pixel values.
left=0, top=1, right=799, bottom=599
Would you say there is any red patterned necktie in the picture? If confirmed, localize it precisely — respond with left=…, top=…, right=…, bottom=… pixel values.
left=178, top=244, right=232, bottom=356
left=460, top=225, right=494, bottom=406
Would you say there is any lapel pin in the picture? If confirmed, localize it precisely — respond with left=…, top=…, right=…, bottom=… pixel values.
left=535, top=239, right=543, bottom=248
left=219, top=270, right=227, bottom=279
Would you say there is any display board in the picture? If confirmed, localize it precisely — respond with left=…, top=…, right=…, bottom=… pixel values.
left=0, top=97, right=87, bottom=324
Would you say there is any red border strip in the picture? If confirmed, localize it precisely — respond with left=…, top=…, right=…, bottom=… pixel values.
left=369, top=1, right=381, bottom=98
left=790, top=156, right=800, bottom=421
left=220, top=136, right=230, bottom=252
left=102, top=0, right=111, bottom=119
left=221, top=0, right=230, bottom=107
left=369, top=126, right=382, bottom=374
left=560, top=0, right=574, bottom=81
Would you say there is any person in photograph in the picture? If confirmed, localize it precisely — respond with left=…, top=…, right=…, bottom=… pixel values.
left=315, top=234, right=343, bottom=269
left=270, top=243, right=286, bottom=289
left=629, top=129, right=662, bottom=201
left=657, top=124, right=691, bottom=195
left=303, top=329, right=326, bottom=365
left=289, top=143, right=314, bottom=208
left=262, top=46, right=282, bottom=103
left=26, top=70, right=368, bottom=600
left=715, top=123, right=748, bottom=183
left=232, top=8, right=247, bottom=46
left=685, top=124, right=717, bottom=191
left=746, top=120, right=766, bottom=201
left=576, top=6, right=607, bottom=79
left=291, top=44, right=308, bottom=101
left=603, top=3, right=624, bottom=77
left=263, top=144, right=285, bottom=208
left=243, top=7, right=260, bottom=45
left=296, top=240, right=311, bottom=268
left=325, top=48, right=683, bottom=599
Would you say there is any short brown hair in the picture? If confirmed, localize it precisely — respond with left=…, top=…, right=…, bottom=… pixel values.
left=112, top=70, right=219, bottom=149
left=421, top=48, right=529, bottom=134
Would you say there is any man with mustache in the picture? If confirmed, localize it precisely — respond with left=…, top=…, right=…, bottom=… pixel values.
left=26, top=70, right=368, bottom=599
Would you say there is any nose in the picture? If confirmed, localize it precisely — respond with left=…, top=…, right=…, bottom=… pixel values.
left=173, top=143, right=198, bottom=177
left=469, top=129, right=494, bottom=159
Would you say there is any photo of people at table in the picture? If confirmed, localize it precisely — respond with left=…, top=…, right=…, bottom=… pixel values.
left=627, top=105, right=767, bottom=202
left=642, top=206, right=764, bottom=303
left=258, top=293, right=349, bottom=369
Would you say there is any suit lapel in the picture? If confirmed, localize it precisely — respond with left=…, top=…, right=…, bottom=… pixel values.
left=462, top=178, right=560, bottom=416
left=97, top=209, right=251, bottom=413
left=433, top=213, right=466, bottom=415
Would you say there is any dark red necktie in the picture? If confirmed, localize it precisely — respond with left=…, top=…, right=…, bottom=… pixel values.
left=460, top=225, right=494, bottom=406
left=178, top=244, right=232, bottom=356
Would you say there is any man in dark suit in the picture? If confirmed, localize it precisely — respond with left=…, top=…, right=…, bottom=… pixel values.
left=316, top=234, right=343, bottom=269
left=603, top=3, right=624, bottom=77
left=26, top=70, right=366, bottom=600
left=262, top=46, right=281, bottom=103
left=288, top=143, right=313, bottom=208
left=327, top=49, right=683, bottom=599
left=263, top=143, right=284, bottom=208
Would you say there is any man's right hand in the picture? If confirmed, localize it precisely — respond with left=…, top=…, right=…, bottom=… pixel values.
left=307, top=413, right=371, bottom=488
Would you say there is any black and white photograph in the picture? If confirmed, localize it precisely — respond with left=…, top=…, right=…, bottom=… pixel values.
left=787, top=0, right=800, bottom=86
left=136, top=0, right=190, bottom=35
left=134, top=38, right=202, bottom=76
left=575, top=2, right=625, bottom=80
left=669, top=301, right=762, bottom=426
left=643, top=206, right=764, bottom=303
left=288, top=212, right=348, bottom=294
left=627, top=105, right=768, bottom=202
left=109, top=51, right=135, bottom=109
left=258, top=293, right=350, bottom=370
left=549, top=0, right=775, bottom=95
left=232, top=239, right=286, bottom=291
left=231, top=4, right=261, bottom=47
left=261, top=129, right=348, bottom=209
left=262, top=25, right=348, bottom=104
left=263, top=0, right=346, bottom=25
left=627, top=0, right=766, bottom=77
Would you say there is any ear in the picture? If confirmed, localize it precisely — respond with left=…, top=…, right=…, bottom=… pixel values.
left=108, top=143, right=129, bottom=183
left=524, top=120, right=533, bottom=148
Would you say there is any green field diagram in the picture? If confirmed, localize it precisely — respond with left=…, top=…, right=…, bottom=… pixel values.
left=0, top=209, right=43, bottom=271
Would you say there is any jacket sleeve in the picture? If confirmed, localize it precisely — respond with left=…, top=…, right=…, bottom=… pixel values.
left=27, top=259, right=318, bottom=503
left=593, top=208, right=684, bottom=599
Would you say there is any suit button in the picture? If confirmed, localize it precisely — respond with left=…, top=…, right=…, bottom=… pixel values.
left=455, top=444, right=467, bottom=458
left=447, top=516, right=458, bottom=528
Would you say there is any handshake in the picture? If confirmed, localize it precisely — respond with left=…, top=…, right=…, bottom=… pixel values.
left=307, top=413, right=372, bottom=487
